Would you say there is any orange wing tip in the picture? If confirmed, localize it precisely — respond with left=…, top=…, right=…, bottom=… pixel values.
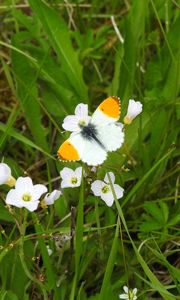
left=99, top=96, right=121, bottom=118
left=57, top=140, right=80, bottom=162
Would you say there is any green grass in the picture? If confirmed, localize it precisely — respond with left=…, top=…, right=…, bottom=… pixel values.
left=0, top=0, right=180, bottom=299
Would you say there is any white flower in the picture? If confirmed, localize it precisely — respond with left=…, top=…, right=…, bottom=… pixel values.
left=91, top=166, right=97, bottom=173
left=91, top=172, right=124, bottom=206
left=124, top=99, right=143, bottom=124
left=119, top=286, right=138, bottom=300
left=44, top=190, right=62, bottom=205
left=0, top=162, right=16, bottom=187
left=60, top=167, right=82, bottom=188
left=46, top=245, right=53, bottom=256
left=5, top=177, right=47, bottom=212
left=62, top=103, right=91, bottom=132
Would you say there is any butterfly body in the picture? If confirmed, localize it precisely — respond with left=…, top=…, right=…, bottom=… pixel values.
left=57, top=96, right=124, bottom=166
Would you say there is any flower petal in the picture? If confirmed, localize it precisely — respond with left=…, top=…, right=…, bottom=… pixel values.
left=119, top=294, right=129, bottom=299
left=0, top=163, right=11, bottom=185
left=44, top=190, right=62, bottom=205
left=123, top=286, right=129, bottom=293
left=46, top=245, right=53, bottom=256
left=113, top=184, right=124, bottom=199
left=104, top=172, right=115, bottom=184
left=91, top=180, right=104, bottom=196
left=61, top=179, right=72, bottom=188
left=62, top=115, right=80, bottom=132
left=6, top=189, right=23, bottom=208
left=32, top=184, right=47, bottom=200
left=61, top=178, right=80, bottom=188
left=101, top=191, right=114, bottom=206
left=124, top=99, right=143, bottom=124
left=23, top=200, right=39, bottom=212
left=15, top=177, right=33, bottom=193
left=75, top=103, right=88, bottom=118
left=60, top=167, right=82, bottom=188
left=60, top=167, right=74, bottom=180
left=133, top=288, right=137, bottom=295
left=75, top=167, right=82, bottom=180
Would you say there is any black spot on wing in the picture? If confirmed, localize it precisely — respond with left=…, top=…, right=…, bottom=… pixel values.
left=80, top=123, right=106, bottom=150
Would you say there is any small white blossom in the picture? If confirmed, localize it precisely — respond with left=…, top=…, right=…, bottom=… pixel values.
left=124, top=99, right=143, bottom=124
left=119, top=286, right=138, bottom=300
left=60, top=167, right=82, bottom=188
left=46, top=245, right=53, bottom=256
left=62, top=103, right=91, bottom=132
left=44, top=190, right=62, bottom=205
left=91, top=172, right=124, bottom=207
left=91, top=166, right=97, bottom=173
left=0, top=162, right=16, bottom=187
left=5, top=177, right=47, bottom=212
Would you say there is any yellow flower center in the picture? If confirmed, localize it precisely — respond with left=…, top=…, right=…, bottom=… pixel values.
left=78, top=119, right=86, bottom=126
left=22, top=193, right=32, bottom=202
left=71, top=177, right=78, bottom=184
left=129, top=290, right=134, bottom=300
left=102, top=185, right=110, bottom=193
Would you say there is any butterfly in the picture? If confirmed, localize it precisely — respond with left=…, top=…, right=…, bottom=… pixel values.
left=57, top=96, right=124, bottom=166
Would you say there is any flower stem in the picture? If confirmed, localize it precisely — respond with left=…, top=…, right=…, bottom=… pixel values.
left=107, top=172, right=129, bottom=287
left=18, top=209, right=48, bottom=299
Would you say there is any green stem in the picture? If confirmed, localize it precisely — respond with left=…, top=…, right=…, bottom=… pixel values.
left=70, top=164, right=84, bottom=300
left=95, top=198, right=104, bottom=259
left=18, top=209, right=48, bottom=300
left=107, top=173, right=129, bottom=286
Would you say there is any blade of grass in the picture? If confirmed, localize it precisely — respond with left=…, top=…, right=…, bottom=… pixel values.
left=99, top=217, right=120, bottom=299
left=150, top=0, right=175, bottom=63
left=0, top=122, right=55, bottom=159
left=28, top=0, right=88, bottom=100
left=122, top=146, right=175, bottom=207
left=107, top=173, right=175, bottom=300
left=11, top=37, right=49, bottom=151
left=0, top=40, right=36, bottom=62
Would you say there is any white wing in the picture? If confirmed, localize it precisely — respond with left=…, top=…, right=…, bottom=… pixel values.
left=91, top=96, right=120, bottom=126
left=97, top=123, right=124, bottom=152
left=68, top=133, right=107, bottom=166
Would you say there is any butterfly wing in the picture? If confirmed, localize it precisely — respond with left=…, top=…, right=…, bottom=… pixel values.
left=91, top=96, right=124, bottom=152
left=57, top=96, right=121, bottom=165
left=90, top=96, right=121, bottom=126
left=81, top=139, right=107, bottom=166
left=97, top=123, right=124, bottom=152
left=57, top=133, right=84, bottom=162
left=57, top=132, right=107, bottom=166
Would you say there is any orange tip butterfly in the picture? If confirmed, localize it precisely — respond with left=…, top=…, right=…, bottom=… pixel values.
left=57, top=96, right=124, bottom=166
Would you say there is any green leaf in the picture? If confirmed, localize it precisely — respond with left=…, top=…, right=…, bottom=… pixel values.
left=122, top=147, right=175, bottom=207
left=107, top=173, right=175, bottom=300
left=159, top=202, right=169, bottom=223
left=28, top=0, right=88, bottom=100
left=3, top=291, right=19, bottom=300
left=107, top=45, right=124, bottom=96
left=99, top=219, right=120, bottom=300
left=11, top=36, right=49, bottom=151
left=139, top=220, right=162, bottom=232
left=144, top=202, right=164, bottom=224
left=0, top=203, right=14, bottom=222
left=0, top=122, right=54, bottom=159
